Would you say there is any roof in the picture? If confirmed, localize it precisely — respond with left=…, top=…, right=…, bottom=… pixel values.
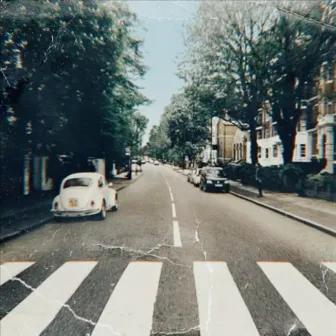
left=64, top=172, right=103, bottom=180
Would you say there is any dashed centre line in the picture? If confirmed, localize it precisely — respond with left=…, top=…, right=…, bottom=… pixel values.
left=173, top=221, right=182, bottom=247
left=172, top=203, right=177, bottom=218
left=165, top=177, right=182, bottom=247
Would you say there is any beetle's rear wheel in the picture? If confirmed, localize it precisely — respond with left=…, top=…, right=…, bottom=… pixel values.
left=98, top=201, right=107, bottom=220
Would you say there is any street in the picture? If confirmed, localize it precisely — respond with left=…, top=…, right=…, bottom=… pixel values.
left=0, top=164, right=335, bottom=336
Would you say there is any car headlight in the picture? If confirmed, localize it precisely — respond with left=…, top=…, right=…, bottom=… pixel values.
left=207, top=180, right=213, bottom=184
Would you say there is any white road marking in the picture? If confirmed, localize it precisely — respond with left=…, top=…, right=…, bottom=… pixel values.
left=193, top=262, right=259, bottom=336
left=258, top=262, right=336, bottom=336
left=170, top=192, right=174, bottom=202
left=322, top=262, right=336, bottom=273
left=91, top=262, right=162, bottom=336
left=0, top=261, right=97, bottom=336
left=173, top=220, right=182, bottom=247
left=0, top=261, right=35, bottom=286
left=172, top=203, right=177, bottom=218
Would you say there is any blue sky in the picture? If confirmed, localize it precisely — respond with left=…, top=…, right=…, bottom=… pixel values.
left=127, top=1, right=197, bottom=144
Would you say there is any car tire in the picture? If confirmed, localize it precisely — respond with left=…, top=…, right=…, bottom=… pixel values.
left=98, top=200, right=107, bottom=220
left=112, top=203, right=118, bottom=212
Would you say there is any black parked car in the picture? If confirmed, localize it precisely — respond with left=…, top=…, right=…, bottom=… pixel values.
left=199, top=166, right=230, bottom=192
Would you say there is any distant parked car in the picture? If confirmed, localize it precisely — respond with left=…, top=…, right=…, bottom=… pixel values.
left=191, top=168, right=202, bottom=186
left=199, top=167, right=230, bottom=192
left=187, top=170, right=193, bottom=182
left=154, top=160, right=159, bottom=165
left=182, top=169, right=191, bottom=176
left=51, top=172, right=118, bottom=221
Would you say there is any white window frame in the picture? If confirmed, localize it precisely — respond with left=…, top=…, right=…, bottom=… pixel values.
left=327, top=102, right=332, bottom=115
left=300, top=144, right=306, bottom=158
left=273, top=145, right=278, bottom=158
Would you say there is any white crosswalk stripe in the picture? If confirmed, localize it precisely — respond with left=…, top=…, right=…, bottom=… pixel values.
left=0, top=261, right=97, bottom=336
left=193, top=261, right=260, bottom=336
left=322, top=261, right=336, bottom=273
left=0, top=260, right=335, bottom=335
left=0, top=261, right=35, bottom=286
left=91, top=261, right=162, bottom=336
left=258, top=262, right=336, bottom=336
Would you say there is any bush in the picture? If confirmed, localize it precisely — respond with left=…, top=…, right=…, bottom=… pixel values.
left=260, top=166, right=284, bottom=191
left=279, top=164, right=305, bottom=191
left=304, top=173, right=336, bottom=192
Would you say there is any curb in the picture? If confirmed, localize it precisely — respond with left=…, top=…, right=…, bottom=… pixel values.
left=0, top=174, right=144, bottom=244
left=230, top=191, right=336, bottom=237
left=0, top=216, right=53, bottom=244
left=0, top=201, right=53, bottom=222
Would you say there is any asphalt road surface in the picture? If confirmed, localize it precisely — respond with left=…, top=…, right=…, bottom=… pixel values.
left=0, top=164, right=335, bottom=336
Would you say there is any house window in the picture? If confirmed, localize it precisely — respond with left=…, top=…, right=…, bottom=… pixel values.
left=273, top=145, right=278, bottom=157
left=327, top=65, right=333, bottom=81
left=300, top=144, right=306, bottom=158
left=258, top=146, right=261, bottom=158
left=265, top=148, right=269, bottom=159
left=312, top=132, right=318, bottom=156
left=265, top=127, right=270, bottom=138
left=273, top=126, right=277, bottom=136
left=327, top=103, right=332, bottom=115
left=324, top=101, right=328, bottom=115
left=257, top=130, right=262, bottom=140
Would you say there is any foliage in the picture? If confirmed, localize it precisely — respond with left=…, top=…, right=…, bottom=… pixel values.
left=147, top=90, right=209, bottom=164
left=265, top=1, right=336, bottom=164
left=304, top=173, right=336, bottom=192
left=179, top=1, right=279, bottom=164
left=0, top=0, right=149, bottom=186
left=178, top=0, right=336, bottom=165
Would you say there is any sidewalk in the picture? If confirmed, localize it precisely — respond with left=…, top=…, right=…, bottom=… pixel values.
left=230, top=181, right=336, bottom=236
left=0, top=172, right=143, bottom=243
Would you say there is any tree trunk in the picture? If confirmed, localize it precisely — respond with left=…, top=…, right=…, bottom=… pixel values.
left=280, top=128, right=296, bottom=164
left=249, top=120, right=258, bottom=165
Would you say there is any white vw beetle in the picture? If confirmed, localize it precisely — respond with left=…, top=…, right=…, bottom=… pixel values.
left=51, top=172, right=118, bottom=221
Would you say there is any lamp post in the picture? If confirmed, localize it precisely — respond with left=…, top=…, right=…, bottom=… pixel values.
left=126, top=146, right=132, bottom=180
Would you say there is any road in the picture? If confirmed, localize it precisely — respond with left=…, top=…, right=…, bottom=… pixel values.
left=0, top=163, right=335, bottom=336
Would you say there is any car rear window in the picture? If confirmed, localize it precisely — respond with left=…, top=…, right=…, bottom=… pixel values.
left=63, top=178, right=92, bottom=189
left=207, top=169, right=225, bottom=178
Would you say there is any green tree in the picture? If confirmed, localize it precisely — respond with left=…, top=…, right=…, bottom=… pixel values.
left=266, top=1, right=336, bottom=163
left=179, top=1, right=277, bottom=165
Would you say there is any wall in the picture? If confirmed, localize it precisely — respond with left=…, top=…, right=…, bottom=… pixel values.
left=246, top=131, right=315, bottom=166
left=217, top=120, right=238, bottom=162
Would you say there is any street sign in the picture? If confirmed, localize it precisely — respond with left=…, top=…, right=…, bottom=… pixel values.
left=125, top=146, right=131, bottom=156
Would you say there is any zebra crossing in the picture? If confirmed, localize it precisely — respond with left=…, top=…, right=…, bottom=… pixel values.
left=0, top=260, right=335, bottom=336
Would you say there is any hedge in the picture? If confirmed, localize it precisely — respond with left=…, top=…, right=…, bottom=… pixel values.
left=222, top=161, right=332, bottom=193
left=304, top=173, right=336, bottom=192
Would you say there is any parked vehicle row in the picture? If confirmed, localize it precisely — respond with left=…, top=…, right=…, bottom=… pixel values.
left=184, top=166, right=230, bottom=193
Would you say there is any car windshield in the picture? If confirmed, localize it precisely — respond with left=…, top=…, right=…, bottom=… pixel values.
left=63, top=178, right=92, bottom=189
left=206, top=169, right=225, bottom=178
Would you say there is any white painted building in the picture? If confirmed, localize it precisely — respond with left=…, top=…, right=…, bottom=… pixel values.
left=246, top=104, right=319, bottom=166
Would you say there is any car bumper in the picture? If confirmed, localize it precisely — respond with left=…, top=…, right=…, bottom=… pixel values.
left=206, top=183, right=230, bottom=191
left=51, top=208, right=101, bottom=217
